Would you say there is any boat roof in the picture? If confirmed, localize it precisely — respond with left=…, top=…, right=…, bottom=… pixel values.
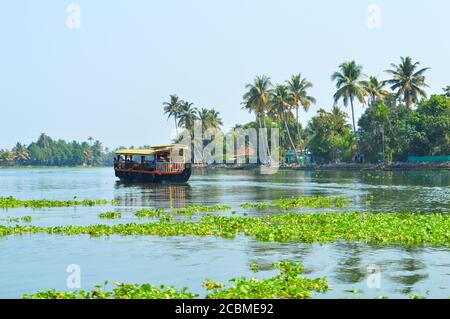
left=115, top=144, right=188, bottom=156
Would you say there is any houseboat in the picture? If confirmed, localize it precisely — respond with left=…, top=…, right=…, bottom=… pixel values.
left=114, top=144, right=191, bottom=183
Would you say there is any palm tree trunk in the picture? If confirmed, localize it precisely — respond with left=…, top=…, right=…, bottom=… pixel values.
left=174, top=118, right=179, bottom=136
left=259, top=112, right=271, bottom=164
left=350, top=99, right=358, bottom=149
left=296, top=106, right=300, bottom=141
left=284, top=113, right=299, bottom=164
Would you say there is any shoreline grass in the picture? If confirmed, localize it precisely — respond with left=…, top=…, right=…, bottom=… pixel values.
left=1, top=212, right=449, bottom=246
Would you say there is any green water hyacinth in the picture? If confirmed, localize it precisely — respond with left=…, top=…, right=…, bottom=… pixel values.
left=98, top=212, right=122, bottom=219
left=0, top=196, right=111, bottom=209
left=1, top=212, right=449, bottom=246
left=241, top=196, right=349, bottom=210
left=172, top=205, right=232, bottom=215
left=23, top=262, right=328, bottom=299
left=23, top=283, right=198, bottom=299
left=134, top=205, right=231, bottom=219
left=0, top=216, right=32, bottom=223
left=205, top=262, right=329, bottom=299
left=134, top=208, right=166, bottom=218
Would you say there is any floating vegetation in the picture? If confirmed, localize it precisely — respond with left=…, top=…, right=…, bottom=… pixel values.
left=241, top=196, right=349, bottom=210
left=22, top=282, right=197, bottom=299
left=205, top=262, right=329, bottom=299
left=240, top=202, right=276, bottom=209
left=134, top=209, right=166, bottom=218
left=172, top=205, right=232, bottom=215
left=134, top=205, right=231, bottom=219
left=22, top=262, right=329, bottom=299
left=1, top=212, right=449, bottom=246
left=0, top=216, right=32, bottom=223
left=0, top=196, right=111, bottom=209
left=98, top=212, right=122, bottom=219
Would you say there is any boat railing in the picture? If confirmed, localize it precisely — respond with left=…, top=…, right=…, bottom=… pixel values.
left=155, top=162, right=185, bottom=173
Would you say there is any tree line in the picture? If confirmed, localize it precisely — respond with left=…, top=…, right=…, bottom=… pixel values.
left=164, top=56, right=449, bottom=164
left=2, top=56, right=448, bottom=167
left=0, top=134, right=114, bottom=167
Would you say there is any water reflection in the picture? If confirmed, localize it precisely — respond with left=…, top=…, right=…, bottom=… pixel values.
left=114, top=182, right=191, bottom=208
left=333, top=242, right=367, bottom=284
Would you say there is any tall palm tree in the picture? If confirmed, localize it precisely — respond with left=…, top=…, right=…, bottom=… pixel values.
left=198, top=108, right=222, bottom=130
left=198, top=108, right=211, bottom=129
left=163, top=94, right=182, bottom=135
left=385, top=56, right=430, bottom=108
left=177, top=101, right=198, bottom=131
left=361, top=76, right=389, bottom=106
left=271, top=84, right=298, bottom=163
left=286, top=74, right=316, bottom=138
left=206, top=109, right=223, bottom=129
left=331, top=60, right=368, bottom=137
left=442, top=86, right=450, bottom=98
left=242, top=75, right=273, bottom=163
left=242, top=75, right=272, bottom=129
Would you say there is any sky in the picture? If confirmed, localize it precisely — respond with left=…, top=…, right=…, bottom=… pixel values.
left=1, top=0, right=449, bottom=149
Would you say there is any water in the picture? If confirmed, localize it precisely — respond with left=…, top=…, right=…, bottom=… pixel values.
left=0, top=167, right=449, bottom=298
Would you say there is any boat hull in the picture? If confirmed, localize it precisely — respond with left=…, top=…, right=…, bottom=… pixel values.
left=115, top=166, right=191, bottom=183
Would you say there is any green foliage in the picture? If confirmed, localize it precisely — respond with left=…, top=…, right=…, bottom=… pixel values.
left=241, top=196, right=349, bottom=210
left=134, top=208, right=166, bottom=218
left=134, top=205, right=231, bottom=219
left=0, top=133, right=114, bottom=167
left=206, top=261, right=329, bottom=299
left=405, top=95, right=450, bottom=156
left=0, top=216, right=32, bottom=223
left=0, top=197, right=110, bottom=209
left=23, top=262, right=328, bottom=299
left=305, top=107, right=355, bottom=163
left=98, top=212, right=122, bottom=219
left=23, top=282, right=198, bottom=299
left=172, top=205, right=231, bottom=215
left=1, top=211, right=449, bottom=246
left=358, top=95, right=411, bottom=162
left=359, top=95, right=450, bottom=162
left=385, top=56, right=429, bottom=108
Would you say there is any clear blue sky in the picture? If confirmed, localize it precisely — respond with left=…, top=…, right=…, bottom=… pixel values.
left=1, top=0, right=449, bottom=149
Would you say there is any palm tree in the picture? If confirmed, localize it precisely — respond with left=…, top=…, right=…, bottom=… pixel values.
left=12, top=143, right=30, bottom=165
left=286, top=74, right=316, bottom=138
left=442, top=86, right=450, bottom=98
left=177, top=101, right=198, bottom=131
left=242, top=75, right=273, bottom=163
left=198, top=108, right=210, bottom=129
left=385, top=56, right=430, bottom=108
left=361, top=76, right=389, bottom=106
left=0, top=150, right=14, bottom=166
left=206, top=109, right=223, bottom=129
left=271, top=84, right=298, bottom=163
left=331, top=60, right=368, bottom=137
left=242, top=75, right=272, bottom=129
left=163, top=94, right=182, bottom=135
left=198, top=108, right=222, bottom=130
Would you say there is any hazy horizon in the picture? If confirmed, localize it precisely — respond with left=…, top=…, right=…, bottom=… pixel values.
left=1, top=0, right=449, bottom=149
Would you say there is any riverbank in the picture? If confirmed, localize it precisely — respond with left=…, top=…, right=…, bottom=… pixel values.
left=1, top=162, right=449, bottom=171
left=0, top=165, right=109, bottom=169
left=193, top=162, right=450, bottom=171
